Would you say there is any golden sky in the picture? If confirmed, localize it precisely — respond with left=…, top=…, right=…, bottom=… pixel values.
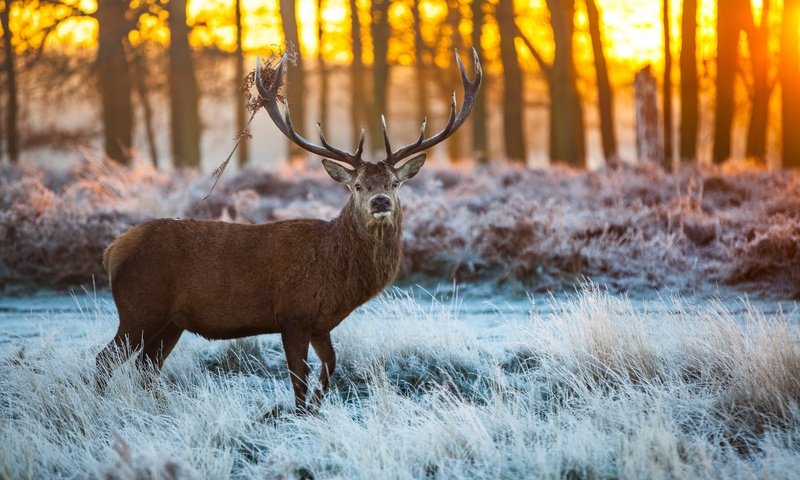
left=7, top=0, right=775, bottom=75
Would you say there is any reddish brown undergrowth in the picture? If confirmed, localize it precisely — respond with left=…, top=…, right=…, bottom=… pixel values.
left=2, top=160, right=798, bottom=296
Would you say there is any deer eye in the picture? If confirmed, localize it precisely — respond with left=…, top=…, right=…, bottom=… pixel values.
left=354, top=184, right=362, bottom=192
left=392, top=181, right=399, bottom=188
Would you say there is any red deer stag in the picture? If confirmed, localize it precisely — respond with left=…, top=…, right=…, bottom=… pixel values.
left=96, top=50, right=482, bottom=411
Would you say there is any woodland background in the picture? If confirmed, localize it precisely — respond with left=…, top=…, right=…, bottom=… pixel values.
left=1, top=0, right=799, bottom=172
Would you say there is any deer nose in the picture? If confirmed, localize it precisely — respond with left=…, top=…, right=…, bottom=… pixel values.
left=370, top=195, right=392, bottom=212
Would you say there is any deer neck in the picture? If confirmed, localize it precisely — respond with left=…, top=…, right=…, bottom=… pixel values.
left=331, top=197, right=403, bottom=290
left=334, top=196, right=403, bottom=249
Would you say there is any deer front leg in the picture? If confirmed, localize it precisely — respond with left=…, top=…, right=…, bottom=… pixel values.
left=309, top=332, right=336, bottom=408
left=281, top=330, right=311, bottom=412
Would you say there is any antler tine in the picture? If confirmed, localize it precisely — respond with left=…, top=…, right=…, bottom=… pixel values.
left=355, top=128, right=366, bottom=158
left=381, top=115, right=393, bottom=160
left=316, top=122, right=358, bottom=162
left=255, top=55, right=363, bottom=169
left=255, top=56, right=289, bottom=137
left=385, top=49, right=482, bottom=166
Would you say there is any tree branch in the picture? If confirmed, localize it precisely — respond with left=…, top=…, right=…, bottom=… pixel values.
left=513, top=23, right=552, bottom=78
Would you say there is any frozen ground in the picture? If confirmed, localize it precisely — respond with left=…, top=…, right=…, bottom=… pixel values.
left=2, top=159, right=800, bottom=477
left=0, top=283, right=798, bottom=347
left=1, top=285, right=799, bottom=478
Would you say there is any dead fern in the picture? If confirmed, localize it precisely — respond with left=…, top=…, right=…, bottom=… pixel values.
left=199, top=49, right=293, bottom=209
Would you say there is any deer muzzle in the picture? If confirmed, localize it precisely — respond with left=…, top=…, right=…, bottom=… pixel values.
left=370, top=195, right=393, bottom=219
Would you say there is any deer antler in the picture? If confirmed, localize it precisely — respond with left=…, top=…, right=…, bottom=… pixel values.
left=383, top=49, right=482, bottom=166
left=255, top=56, right=365, bottom=169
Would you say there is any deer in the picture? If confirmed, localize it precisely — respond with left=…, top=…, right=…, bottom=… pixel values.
left=95, top=49, right=482, bottom=412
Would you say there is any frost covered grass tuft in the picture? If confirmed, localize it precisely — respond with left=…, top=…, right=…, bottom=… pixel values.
left=1, top=287, right=799, bottom=479
left=2, top=160, right=800, bottom=295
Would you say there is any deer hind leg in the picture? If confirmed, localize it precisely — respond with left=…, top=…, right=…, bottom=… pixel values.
left=95, top=327, right=145, bottom=393
left=135, top=321, right=184, bottom=375
left=309, top=333, right=336, bottom=408
left=281, top=330, right=311, bottom=412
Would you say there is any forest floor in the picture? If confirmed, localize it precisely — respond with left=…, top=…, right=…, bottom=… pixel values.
left=1, top=160, right=799, bottom=478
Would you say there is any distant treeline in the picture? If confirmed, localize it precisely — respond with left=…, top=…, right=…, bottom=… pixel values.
left=1, top=0, right=800, bottom=170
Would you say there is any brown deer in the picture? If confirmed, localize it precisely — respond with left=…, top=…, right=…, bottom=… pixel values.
left=96, top=50, right=481, bottom=411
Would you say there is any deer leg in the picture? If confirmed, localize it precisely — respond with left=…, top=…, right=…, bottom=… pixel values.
left=136, top=321, right=184, bottom=373
left=309, top=333, right=336, bottom=408
left=281, top=330, right=311, bottom=412
left=95, top=328, right=144, bottom=393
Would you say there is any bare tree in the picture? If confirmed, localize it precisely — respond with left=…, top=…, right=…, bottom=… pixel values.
left=745, top=0, right=773, bottom=162
left=131, top=46, right=159, bottom=168
left=497, top=0, right=526, bottom=163
left=0, top=0, right=18, bottom=164
left=369, top=0, right=391, bottom=155
left=470, top=0, right=488, bottom=163
left=412, top=0, right=429, bottom=125
left=96, top=0, right=134, bottom=165
left=235, top=0, right=249, bottom=167
left=663, top=0, right=673, bottom=170
left=349, top=0, right=366, bottom=145
left=279, top=0, right=307, bottom=161
left=586, top=0, right=617, bottom=164
left=317, top=0, right=329, bottom=128
left=782, top=0, right=800, bottom=168
left=517, top=0, right=585, bottom=167
left=444, top=3, right=464, bottom=162
left=680, top=0, right=698, bottom=163
left=167, top=0, right=201, bottom=168
left=713, top=0, right=747, bottom=164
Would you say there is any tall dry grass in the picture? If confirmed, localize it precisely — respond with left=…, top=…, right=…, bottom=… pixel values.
left=1, top=286, right=798, bottom=479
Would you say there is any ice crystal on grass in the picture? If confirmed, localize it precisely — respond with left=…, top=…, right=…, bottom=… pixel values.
left=1, top=287, right=799, bottom=478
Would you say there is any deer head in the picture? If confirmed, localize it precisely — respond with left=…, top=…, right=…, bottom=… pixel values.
left=255, top=49, right=482, bottom=231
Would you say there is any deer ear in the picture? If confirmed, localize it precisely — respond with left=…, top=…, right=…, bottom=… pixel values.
left=322, top=159, right=354, bottom=184
left=396, top=154, right=426, bottom=182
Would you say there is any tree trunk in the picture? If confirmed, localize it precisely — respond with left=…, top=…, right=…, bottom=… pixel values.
left=0, top=0, right=18, bottom=165
left=586, top=0, right=617, bottom=164
left=782, top=0, right=800, bottom=168
left=547, top=0, right=584, bottom=167
left=662, top=0, right=673, bottom=171
left=713, top=0, right=746, bottom=164
left=369, top=0, right=391, bottom=156
left=634, top=66, right=662, bottom=164
left=412, top=0, right=429, bottom=125
left=95, top=0, right=133, bottom=165
left=235, top=0, right=249, bottom=167
left=470, top=0, right=488, bottom=163
left=745, top=0, right=771, bottom=162
left=496, top=0, right=526, bottom=163
left=317, top=0, right=329, bottom=128
left=445, top=4, right=463, bottom=162
left=167, top=0, right=201, bottom=169
left=679, top=0, right=698, bottom=163
left=349, top=0, right=366, bottom=146
left=279, top=0, right=306, bottom=162
left=132, top=48, right=159, bottom=168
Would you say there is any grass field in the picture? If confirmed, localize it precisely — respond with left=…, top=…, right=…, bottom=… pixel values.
left=1, top=286, right=798, bottom=479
